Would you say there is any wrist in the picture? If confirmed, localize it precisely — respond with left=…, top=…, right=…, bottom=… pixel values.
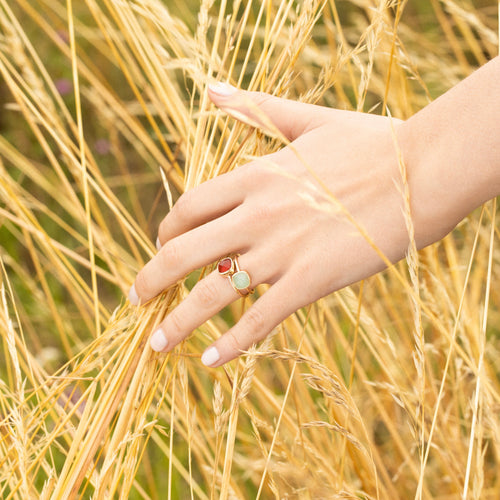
left=395, top=118, right=462, bottom=249
left=396, top=57, right=500, bottom=248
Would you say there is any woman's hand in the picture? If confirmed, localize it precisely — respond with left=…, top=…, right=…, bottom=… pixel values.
left=128, top=83, right=466, bottom=367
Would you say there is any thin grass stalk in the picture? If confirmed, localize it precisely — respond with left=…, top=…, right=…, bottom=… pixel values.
left=463, top=199, right=495, bottom=499
left=67, top=0, right=100, bottom=338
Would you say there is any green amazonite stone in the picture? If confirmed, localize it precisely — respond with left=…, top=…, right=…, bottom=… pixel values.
left=232, top=271, right=250, bottom=290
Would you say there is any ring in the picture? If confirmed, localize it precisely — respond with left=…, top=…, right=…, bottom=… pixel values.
left=217, top=256, right=254, bottom=297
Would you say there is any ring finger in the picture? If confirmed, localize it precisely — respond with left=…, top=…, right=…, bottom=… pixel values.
left=149, top=253, right=269, bottom=353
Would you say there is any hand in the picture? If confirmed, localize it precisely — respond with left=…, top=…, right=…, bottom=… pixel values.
left=128, top=83, right=455, bottom=367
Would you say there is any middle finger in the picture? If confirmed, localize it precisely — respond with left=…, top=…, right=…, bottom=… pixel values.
left=132, top=208, right=252, bottom=303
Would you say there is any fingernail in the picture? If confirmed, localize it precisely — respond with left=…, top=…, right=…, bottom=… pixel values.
left=128, top=283, right=139, bottom=306
left=150, top=328, right=168, bottom=352
left=156, top=237, right=161, bottom=251
left=208, top=82, right=237, bottom=97
left=201, top=346, right=220, bottom=366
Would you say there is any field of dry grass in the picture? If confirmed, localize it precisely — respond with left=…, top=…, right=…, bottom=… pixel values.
left=0, top=0, right=499, bottom=498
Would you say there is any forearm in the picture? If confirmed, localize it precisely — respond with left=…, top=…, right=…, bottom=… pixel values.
left=399, top=56, right=500, bottom=244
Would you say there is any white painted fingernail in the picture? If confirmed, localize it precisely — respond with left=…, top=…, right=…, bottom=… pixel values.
left=208, top=82, right=237, bottom=97
left=150, top=328, right=168, bottom=352
left=128, top=283, right=139, bottom=306
left=156, top=237, right=161, bottom=251
left=201, top=346, right=220, bottom=366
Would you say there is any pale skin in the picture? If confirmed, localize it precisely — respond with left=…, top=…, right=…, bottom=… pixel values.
left=129, top=56, right=500, bottom=368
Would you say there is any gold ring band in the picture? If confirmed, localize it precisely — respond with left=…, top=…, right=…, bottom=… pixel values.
left=217, top=256, right=254, bottom=297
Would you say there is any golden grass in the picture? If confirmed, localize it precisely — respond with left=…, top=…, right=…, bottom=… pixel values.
left=0, top=0, right=499, bottom=498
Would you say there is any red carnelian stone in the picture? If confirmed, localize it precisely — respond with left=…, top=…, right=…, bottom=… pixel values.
left=218, top=257, right=233, bottom=274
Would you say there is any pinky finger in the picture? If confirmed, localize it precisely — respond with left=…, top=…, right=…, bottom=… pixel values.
left=200, top=276, right=301, bottom=367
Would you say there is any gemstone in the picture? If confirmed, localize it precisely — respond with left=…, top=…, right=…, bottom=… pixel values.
left=232, top=271, right=251, bottom=290
left=218, top=257, right=233, bottom=274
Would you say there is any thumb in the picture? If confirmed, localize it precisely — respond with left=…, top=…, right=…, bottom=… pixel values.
left=208, top=82, right=324, bottom=142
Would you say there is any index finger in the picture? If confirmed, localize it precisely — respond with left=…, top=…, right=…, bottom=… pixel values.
left=157, top=166, right=249, bottom=246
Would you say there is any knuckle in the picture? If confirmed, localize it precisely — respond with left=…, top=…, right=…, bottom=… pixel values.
left=244, top=204, right=273, bottom=225
left=289, top=259, right=324, bottom=301
left=192, top=279, right=219, bottom=309
left=292, top=261, right=315, bottom=291
left=172, top=190, right=194, bottom=219
left=293, top=259, right=313, bottom=280
left=236, top=162, right=254, bottom=179
left=253, top=159, right=275, bottom=177
left=252, top=91, right=274, bottom=109
left=226, top=330, right=245, bottom=354
left=242, top=307, right=266, bottom=334
left=243, top=198, right=288, bottom=228
left=166, top=309, right=183, bottom=334
left=237, top=160, right=269, bottom=184
left=238, top=154, right=283, bottom=189
left=135, top=269, right=155, bottom=298
left=159, top=239, right=182, bottom=270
